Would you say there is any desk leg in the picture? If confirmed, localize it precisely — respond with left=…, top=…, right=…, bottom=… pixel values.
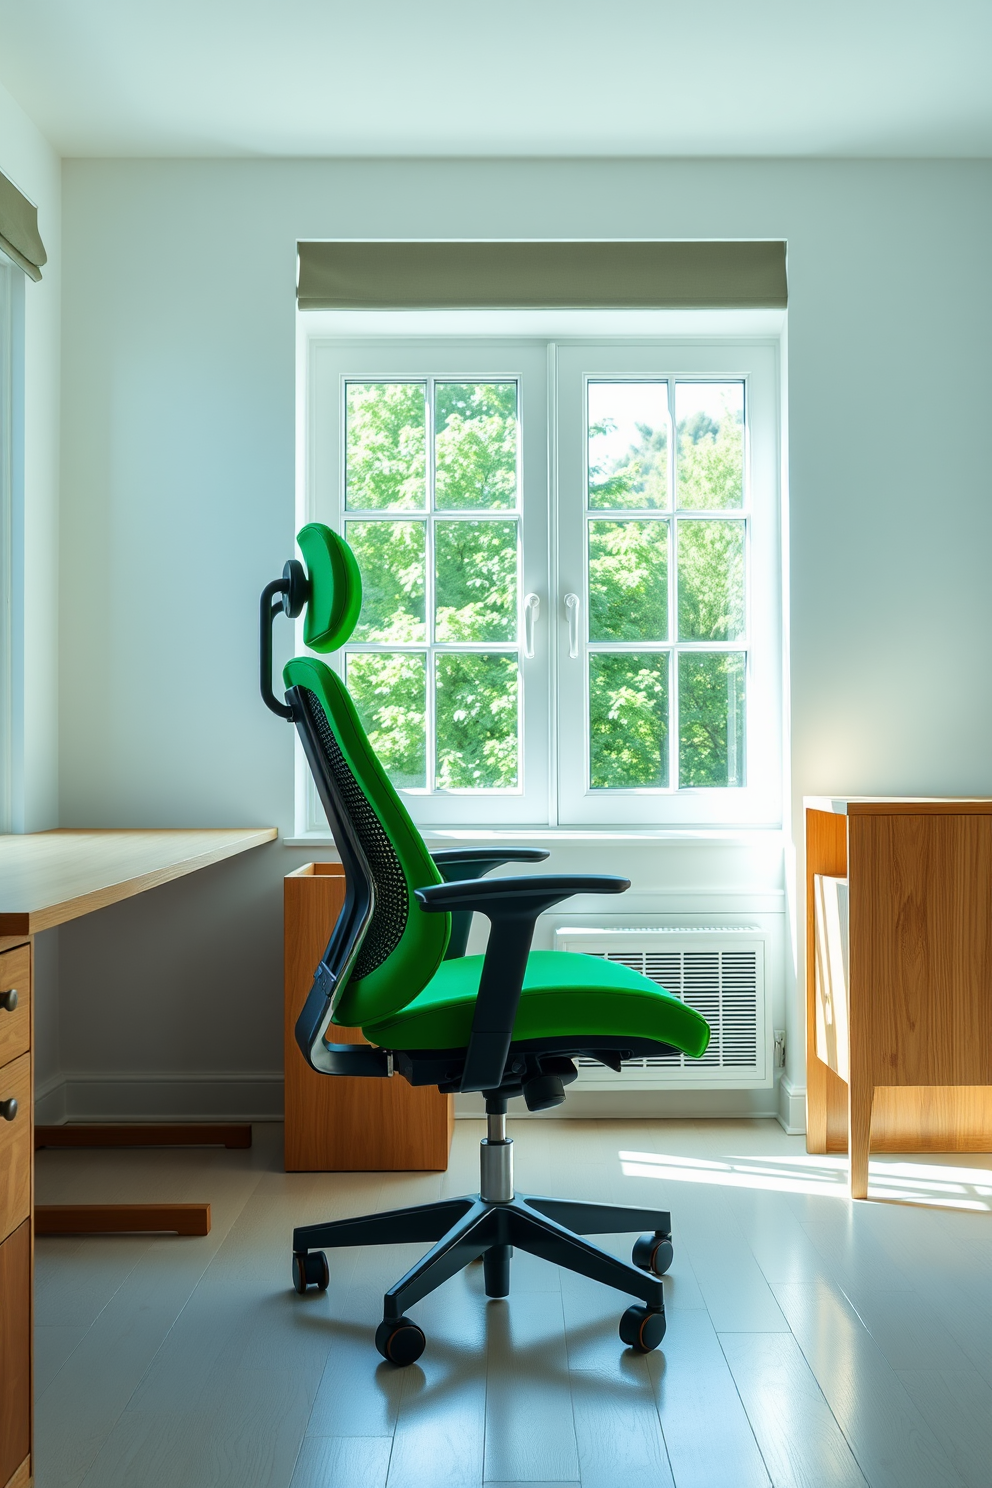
left=849, top=1080, right=873, bottom=1200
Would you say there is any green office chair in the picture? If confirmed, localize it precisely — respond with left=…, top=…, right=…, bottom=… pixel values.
left=261, top=523, right=710, bottom=1365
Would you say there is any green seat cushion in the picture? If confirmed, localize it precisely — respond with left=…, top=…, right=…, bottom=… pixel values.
left=362, top=950, right=710, bottom=1058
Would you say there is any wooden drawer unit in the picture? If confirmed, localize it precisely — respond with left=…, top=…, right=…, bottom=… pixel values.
left=0, top=1053, right=31, bottom=1243
left=0, top=1222, right=31, bottom=1488
left=0, top=945, right=30, bottom=1068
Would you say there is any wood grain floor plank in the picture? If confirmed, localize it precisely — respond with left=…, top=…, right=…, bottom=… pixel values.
left=290, top=1437, right=392, bottom=1488
left=772, top=1279, right=967, bottom=1488
left=385, top=1279, right=488, bottom=1488
left=896, top=1370, right=992, bottom=1488
left=719, top=1332, right=868, bottom=1488
left=647, top=1306, right=771, bottom=1488
left=560, top=1275, right=674, bottom=1488
left=483, top=1293, right=578, bottom=1485
left=664, top=1185, right=790, bottom=1333
left=34, top=1324, right=88, bottom=1397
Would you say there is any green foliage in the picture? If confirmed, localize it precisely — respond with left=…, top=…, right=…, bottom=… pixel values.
left=589, top=520, right=668, bottom=641
left=435, top=521, right=517, bottom=642
left=588, top=418, right=669, bottom=510
left=346, top=520, right=426, bottom=642
left=435, top=383, right=517, bottom=509
left=589, top=653, right=669, bottom=789
left=347, top=652, right=427, bottom=788
left=346, top=383, right=427, bottom=511
left=679, top=652, right=746, bottom=787
left=676, top=400, right=743, bottom=510
left=436, top=653, right=518, bottom=789
left=677, top=520, right=745, bottom=641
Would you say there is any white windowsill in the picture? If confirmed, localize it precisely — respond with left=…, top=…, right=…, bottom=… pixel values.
left=284, top=825, right=785, bottom=849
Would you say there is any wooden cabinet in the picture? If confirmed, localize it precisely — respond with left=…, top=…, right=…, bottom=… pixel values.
left=0, top=941, right=31, bottom=1488
left=284, top=863, right=453, bottom=1171
left=805, top=798, right=992, bottom=1197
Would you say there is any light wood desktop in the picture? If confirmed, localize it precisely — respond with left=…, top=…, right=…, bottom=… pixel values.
left=805, top=797, right=992, bottom=1198
left=0, top=827, right=276, bottom=1488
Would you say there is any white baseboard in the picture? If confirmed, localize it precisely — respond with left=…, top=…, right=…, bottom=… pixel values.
left=454, top=1088, right=780, bottom=1120
left=777, top=1075, right=807, bottom=1135
left=34, top=1072, right=284, bottom=1125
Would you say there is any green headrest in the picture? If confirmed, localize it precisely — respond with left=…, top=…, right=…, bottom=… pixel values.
left=297, top=523, right=363, bottom=653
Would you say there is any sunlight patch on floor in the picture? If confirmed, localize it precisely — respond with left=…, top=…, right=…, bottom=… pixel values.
left=618, top=1149, right=992, bottom=1209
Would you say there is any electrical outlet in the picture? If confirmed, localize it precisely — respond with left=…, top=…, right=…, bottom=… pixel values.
left=773, top=1029, right=786, bottom=1068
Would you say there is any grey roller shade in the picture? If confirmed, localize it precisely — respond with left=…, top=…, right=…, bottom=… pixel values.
left=297, top=240, right=787, bottom=311
left=0, top=169, right=46, bottom=281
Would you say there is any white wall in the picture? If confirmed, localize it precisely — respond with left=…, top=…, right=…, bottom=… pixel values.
left=1, top=81, right=61, bottom=1098
left=0, top=80, right=60, bottom=832
left=54, top=157, right=992, bottom=1120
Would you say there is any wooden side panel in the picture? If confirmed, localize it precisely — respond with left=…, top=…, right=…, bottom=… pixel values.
left=851, top=813, right=992, bottom=1088
left=0, top=1222, right=31, bottom=1488
left=284, top=864, right=453, bottom=1172
left=870, top=1086, right=992, bottom=1152
left=0, top=948, right=30, bottom=1067
left=0, top=1055, right=31, bottom=1241
left=805, top=809, right=848, bottom=1153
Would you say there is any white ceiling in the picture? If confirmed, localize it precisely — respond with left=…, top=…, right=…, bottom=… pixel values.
left=1, top=0, right=990, bottom=159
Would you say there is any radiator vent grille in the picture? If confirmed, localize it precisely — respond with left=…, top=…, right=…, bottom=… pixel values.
left=555, top=929, right=768, bottom=1085
left=578, top=948, right=759, bottom=1070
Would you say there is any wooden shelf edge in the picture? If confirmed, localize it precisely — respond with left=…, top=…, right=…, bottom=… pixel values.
left=35, top=1124, right=251, bottom=1150
left=35, top=1204, right=211, bottom=1236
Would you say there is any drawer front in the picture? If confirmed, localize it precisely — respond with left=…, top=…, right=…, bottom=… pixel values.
left=0, top=1221, right=31, bottom=1488
left=0, top=947, right=29, bottom=1069
left=0, top=1054, right=30, bottom=1243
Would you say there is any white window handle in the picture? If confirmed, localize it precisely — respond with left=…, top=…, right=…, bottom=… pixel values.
left=564, top=592, right=580, bottom=659
left=523, top=593, right=540, bottom=659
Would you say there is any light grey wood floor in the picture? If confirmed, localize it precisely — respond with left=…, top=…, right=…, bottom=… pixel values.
left=32, top=1118, right=992, bottom=1488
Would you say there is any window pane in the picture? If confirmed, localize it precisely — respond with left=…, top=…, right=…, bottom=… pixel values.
left=588, top=382, right=669, bottom=510
left=679, top=652, right=746, bottom=787
left=435, top=520, right=517, bottom=643
left=345, top=382, right=427, bottom=511
left=589, top=653, right=669, bottom=789
left=588, top=519, right=668, bottom=642
left=436, top=653, right=518, bottom=789
left=675, top=382, right=744, bottom=510
left=677, top=520, right=745, bottom=641
left=434, top=383, right=517, bottom=510
left=346, top=520, right=426, bottom=643
left=346, top=652, right=427, bottom=789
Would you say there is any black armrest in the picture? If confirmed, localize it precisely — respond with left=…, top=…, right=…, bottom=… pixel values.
left=430, top=847, right=550, bottom=959
left=415, top=874, right=629, bottom=1094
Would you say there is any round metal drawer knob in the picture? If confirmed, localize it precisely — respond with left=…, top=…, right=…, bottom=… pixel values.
left=0, top=1097, right=18, bottom=1121
left=0, top=988, right=17, bottom=1012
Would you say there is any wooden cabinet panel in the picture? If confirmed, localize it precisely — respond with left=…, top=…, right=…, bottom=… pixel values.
left=0, top=1222, right=30, bottom=1488
left=806, top=799, right=992, bottom=1195
left=0, top=1055, right=31, bottom=1242
left=0, top=946, right=30, bottom=1069
left=284, top=864, right=453, bottom=1172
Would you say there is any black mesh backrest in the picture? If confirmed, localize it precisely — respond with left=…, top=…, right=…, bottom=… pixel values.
left=302, top=687, right=408, bottom=979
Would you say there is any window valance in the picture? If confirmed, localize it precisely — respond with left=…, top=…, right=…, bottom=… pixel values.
left=0, top=169, right=46, bottom=282
left=296, top=239, right=787, bottom=312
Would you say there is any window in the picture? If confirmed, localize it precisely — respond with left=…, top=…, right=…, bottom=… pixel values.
left=304, top=327, right=782, bottom=831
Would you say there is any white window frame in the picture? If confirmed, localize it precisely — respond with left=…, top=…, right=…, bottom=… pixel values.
left=298, top=311, right=785, bottom=836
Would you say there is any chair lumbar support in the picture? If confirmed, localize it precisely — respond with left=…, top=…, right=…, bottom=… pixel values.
left=263, top=525, right=712, bottom=1366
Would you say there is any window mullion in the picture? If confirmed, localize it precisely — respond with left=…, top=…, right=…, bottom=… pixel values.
left=426, top=378, right=437, bottom=794
left=668, top=377, right=679, bottom=792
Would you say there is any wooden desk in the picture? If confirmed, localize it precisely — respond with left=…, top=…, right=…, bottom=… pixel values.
left=805, top=798, right=992, bottom=1198
left=0, top=828, right=276, bottom=1488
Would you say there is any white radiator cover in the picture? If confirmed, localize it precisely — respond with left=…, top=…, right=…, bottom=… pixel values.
left=555, top=927, right=771, bottom=1090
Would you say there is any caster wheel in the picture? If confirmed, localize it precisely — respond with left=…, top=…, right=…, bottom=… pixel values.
left=632, top=1231, right=673, bottom=1276
left=619, top=1304, right=666, bottom=1353
left=292, top=1250, right=329, bottom=1294
left=375, top=1315, right=426, bottom=1366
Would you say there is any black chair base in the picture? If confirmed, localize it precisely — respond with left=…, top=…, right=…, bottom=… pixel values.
left=292, top=1191, right=673, bottom=1363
